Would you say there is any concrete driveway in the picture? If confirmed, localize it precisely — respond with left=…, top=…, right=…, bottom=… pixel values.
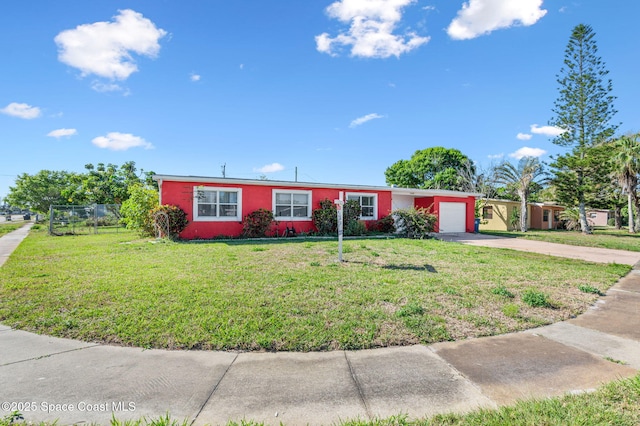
left=438, top=233, right=640, bottom=266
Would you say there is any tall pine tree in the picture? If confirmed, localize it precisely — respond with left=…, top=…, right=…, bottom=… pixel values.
left=549, top=24, right=618, bottom=234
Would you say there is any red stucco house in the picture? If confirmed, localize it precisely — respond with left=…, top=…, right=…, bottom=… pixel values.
left=153, top=174, right=481, bottom=239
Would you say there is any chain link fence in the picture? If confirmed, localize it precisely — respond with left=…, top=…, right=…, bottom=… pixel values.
left=49, top=204, right=122, bottom=236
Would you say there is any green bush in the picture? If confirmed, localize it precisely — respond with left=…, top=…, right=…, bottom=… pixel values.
left=119, top=184, right=159, bottom=236
left=368, top=215, right=395, bottom=233
left=522, top=288, right=551, bottom=308
left=559, top=208, right=581, bottom=231
left=312, top=198, right=363, bottom=236
left=391, top=207, right=437, bottom=239
left=345, top=220, right=367, bottom=236
left=312, top=199, right=337, bottom=235
left=150, top=205, right=189, bottom=239
left=242, top=208, right=275, bottom=238
left=343, top=199, right=362, bottom=228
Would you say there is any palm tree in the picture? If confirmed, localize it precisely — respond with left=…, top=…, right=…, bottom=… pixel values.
left=611, top=133, right=640, bottom=233
left=494, top=157, right=546, bottom=232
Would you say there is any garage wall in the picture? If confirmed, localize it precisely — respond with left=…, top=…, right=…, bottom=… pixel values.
left=433, top=196, right=475, bottom=233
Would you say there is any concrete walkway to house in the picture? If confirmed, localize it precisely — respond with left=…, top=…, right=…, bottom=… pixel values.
left=1, top=226, right=639, bottom=425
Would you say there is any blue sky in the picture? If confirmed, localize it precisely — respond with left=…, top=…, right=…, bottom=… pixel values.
left=1, top=1, right=639, bottom=200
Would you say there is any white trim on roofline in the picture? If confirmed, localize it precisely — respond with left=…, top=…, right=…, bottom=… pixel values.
left=152, top=174, right=483, bottom=198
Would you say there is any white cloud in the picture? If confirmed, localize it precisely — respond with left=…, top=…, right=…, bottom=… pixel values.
left=91, top=81, right=130, bottom=95
left=447, top=0, right=547, bottom=40
left=47, top=128, right=77, bottom=138
left=55, top=9, right=167, bottom=80
left=530, top=124, right=567, bottom=137
left=316, top=0, right=430, bottom=58
left=254, top=163, right=285, bottom=173
left=488, top=153, right=504, bottom=160
left=92, top=132, right=154, bottom=151
left=350, top=113, right=384, bottom=128
left=190, top=73, right=201, bottom=82
left=509, top=146, right=547, bottom=159
left=0, top=102, right=41, bottom=119
left=517, top=132, right=532, bottom=140
left=239, top=64, right=244, bottom=70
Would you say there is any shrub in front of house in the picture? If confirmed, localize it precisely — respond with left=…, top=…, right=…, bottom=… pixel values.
left=312, top=199, right=337, bottom=235
left=367, top=215, right=395, bottom=233
left=392, top=207, right=437, bottom=239
left=312, top=198, right=363, bottom=236
left=345, top=220, right=367, bottom=236
left=150, top=204, right=188, bottom=239
left=242, top=208, right=275, bottom=238
left=119, top=184, right=159, bottom=236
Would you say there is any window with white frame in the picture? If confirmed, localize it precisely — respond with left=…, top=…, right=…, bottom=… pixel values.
left=346, top=193, right=377, bottom=219
left=193, top=187, right=242, bottom=221
left=273, top=190, right=311, bottom=219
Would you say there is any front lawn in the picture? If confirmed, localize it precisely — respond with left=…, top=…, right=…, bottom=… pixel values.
left=481, top=228, right=640, bottom=252
left=0, top=229, right=630, bottom=351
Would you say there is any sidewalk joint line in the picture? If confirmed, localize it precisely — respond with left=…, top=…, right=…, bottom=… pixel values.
left=0, top=344, right=101, bottom=367
left=191, top=352, right=239, bottom=425
left=344, top=351, right=372, bottom=420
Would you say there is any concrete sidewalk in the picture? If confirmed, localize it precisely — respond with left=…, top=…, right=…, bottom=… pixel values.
left=1, top=226, right=639, bottom=425
left=0, top=222, right=33, bottom=267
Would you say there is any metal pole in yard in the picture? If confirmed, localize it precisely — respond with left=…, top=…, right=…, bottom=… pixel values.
left=335, top=191, right=344, bottom=262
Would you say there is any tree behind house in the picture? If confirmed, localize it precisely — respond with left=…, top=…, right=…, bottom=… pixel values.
left=494, top=157, right=546, bottom=232
left=549, top=23, right=618, bottom=234
left=610, top=133, right=640, bottom=232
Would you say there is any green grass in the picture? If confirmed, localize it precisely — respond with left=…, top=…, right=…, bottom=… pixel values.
left=5, top=375, right=639, bottom=426
left=425, top=374, right=640, bottom=425
left=0, top=228, right=630, bottom=351
left=481, top=228, right=640, bottom=252
left=0, top=221, right=23, bottom=236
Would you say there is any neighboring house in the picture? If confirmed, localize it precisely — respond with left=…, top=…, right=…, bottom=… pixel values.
left=479, top=199, right=530, bottom=231
left=587, top=209, right=611, bottom=227
left=153, top=175, right=481, bottom=239
left=530, top=203, right=565, bottom=230
left=479, top=200, right=565, bottom=231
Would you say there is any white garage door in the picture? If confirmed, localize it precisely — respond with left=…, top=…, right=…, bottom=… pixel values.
left=439, top=202, right=467, bottom=233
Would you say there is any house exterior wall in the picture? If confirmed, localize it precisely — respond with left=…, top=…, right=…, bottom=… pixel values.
left=160, top=179, right=394, bottom=239
left=479, top=200, right=531, bottom=231
left=156, top=175, right=480, bottom=239
left=391, top=194, right=414, bottom=211
left=587, top=210, right=610, bottom=227
left=532, top=205, right=565, bottom=230
left=432, top=196, right=476, bottom=233
left=412, top=195, right=475, bottom=233
left=481, top=200, right=564, bottom=231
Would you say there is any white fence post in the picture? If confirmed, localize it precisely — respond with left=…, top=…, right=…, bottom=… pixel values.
left=335, top=191, right=344, bottom=262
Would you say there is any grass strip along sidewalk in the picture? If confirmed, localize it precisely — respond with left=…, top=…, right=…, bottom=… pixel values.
left=0, top=221, right=24, bottom=237
left=0, top=228, right=629, bottom=351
